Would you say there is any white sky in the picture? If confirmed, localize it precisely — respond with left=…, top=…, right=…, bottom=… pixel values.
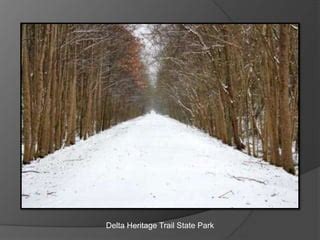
left=133, top=24, right=160, bottom=86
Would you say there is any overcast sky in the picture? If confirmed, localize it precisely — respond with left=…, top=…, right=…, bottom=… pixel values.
left=133, top=24, right=160, bottom=86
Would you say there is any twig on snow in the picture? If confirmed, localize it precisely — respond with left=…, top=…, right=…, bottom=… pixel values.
left=22, top=170, right=40, bottom=174
left=243, top=160, right=269, bottom=166
left=229, top=175, right=267, bottom=185
left=218, top=190, right=233, bottom=199
left=47, top=191, right=56, bottom=196
left=63, top=158, right=84, bottom=162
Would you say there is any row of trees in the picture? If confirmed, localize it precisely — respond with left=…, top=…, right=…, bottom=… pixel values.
left=22, top=24, right=148, bottom=164
left=154, top=24, right=298, bottom=174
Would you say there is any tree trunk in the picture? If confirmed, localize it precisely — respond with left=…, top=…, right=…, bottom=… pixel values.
left=22, top=25, right=32, bottom=164
left=279, top=24, right=295, bottom=174
left=222, top=26, right=245, bottom=150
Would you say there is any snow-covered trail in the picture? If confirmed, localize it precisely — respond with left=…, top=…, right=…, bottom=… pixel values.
left=22, top=111, right=298, bottom=208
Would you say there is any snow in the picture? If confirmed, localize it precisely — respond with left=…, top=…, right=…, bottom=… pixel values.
left=22, top=111, right=298, bottom=208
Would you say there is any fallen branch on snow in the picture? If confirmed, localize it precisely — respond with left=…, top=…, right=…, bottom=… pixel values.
left=243, top=161, right=269, bottom=166
left=63, top=158, right=84, bottom=162
left=218, top=190, right=233, bottom=199
left=22, top=170, right=40, bottom=174
left=229, top=175, right=267, bottom=185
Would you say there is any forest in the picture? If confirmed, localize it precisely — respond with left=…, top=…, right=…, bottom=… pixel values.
left=21, top=23, right=299, bottom=208
left=22, top=24, right=299, bottom=173
left=22, top=24, right=148, bottom=164
left=154, top=24, right=298, bottom=174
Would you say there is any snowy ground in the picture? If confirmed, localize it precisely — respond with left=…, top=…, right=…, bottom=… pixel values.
left=22, top=111, right=298, bottom=208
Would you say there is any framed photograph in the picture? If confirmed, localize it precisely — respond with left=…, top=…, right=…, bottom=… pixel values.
left=21, top=23, right=299, bottom=209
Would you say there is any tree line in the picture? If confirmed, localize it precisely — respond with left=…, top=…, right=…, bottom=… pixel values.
left=154, top=24, right=298, bottom=174
left=22, top=24, right=148, bottom=164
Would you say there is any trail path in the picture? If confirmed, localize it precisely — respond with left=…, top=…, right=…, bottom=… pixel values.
left=22, top=111, right=298, bottom=208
